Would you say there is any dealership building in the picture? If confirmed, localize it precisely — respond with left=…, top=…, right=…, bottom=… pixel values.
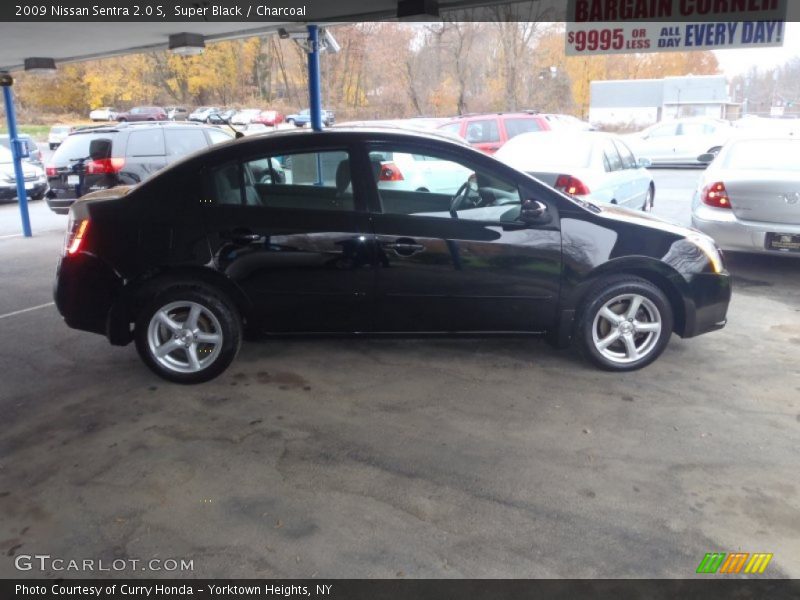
left=589, top=75, right=738, bottom=127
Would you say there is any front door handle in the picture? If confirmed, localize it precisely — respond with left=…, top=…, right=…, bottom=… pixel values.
left=225, top=229, right=262, bottom=244
left=383, top=238, right=425, bottom=256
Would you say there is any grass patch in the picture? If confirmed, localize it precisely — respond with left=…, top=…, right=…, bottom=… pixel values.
left=0, top=125, right=52, bottom=139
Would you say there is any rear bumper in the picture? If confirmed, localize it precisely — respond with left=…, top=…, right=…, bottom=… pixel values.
left=54, top=252, right=125, bottom=338
left=692, top=205, right=800, bottom=257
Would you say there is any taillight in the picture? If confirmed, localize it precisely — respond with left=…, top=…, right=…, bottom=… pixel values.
left=65, top=218, right=89, bottom=256
left=702, top=181, right=731, bottom=209
left=85, top=157, right=125, bottom=175
left=554, top=174, right=590, bottom=195
left=46, top=165, right=57, bottom=177
left=379, top=162, right=404, bottom=182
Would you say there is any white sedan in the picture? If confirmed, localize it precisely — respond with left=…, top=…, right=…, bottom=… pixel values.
left=495, top=131, right=655, bottom=211
left=624, top=117, right=732, bottom=166
left=88, top=107, right=117, bottom=121
left=370, top=150, right=473, bottom=195
left=691, top=135, right=800, bottom=257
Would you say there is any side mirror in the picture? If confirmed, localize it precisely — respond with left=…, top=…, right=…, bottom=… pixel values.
left=519, top=199, right=550, bottom=225
left=637, top=157, right=652, bottom=168
left=697, top=152, right=716, bottom=164
left=89, top=138, right=112, bottom=161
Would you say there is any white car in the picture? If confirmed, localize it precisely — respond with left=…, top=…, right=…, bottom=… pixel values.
left=0, top=145, right=48, bottom=200
left=496, top=131, right=655, bottom=211
left=47, top=125, right=73, bottom=150
left=88, top=107, right=117, bottom=121
left=540, top=113, right=596, bottom=131
left=624, top=117, right=732, bottom=166
left=187, top=106, right=220, bottom=123
left=369, top=150, right=473, bottom=195
left=231, top=109, right=262, bottom=126
left=691, top=134, right=800, bottom=257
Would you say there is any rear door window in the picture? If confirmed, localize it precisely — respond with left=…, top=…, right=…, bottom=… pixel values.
left=504, top=118, right=542, bottom=139
left=126, top=130, right=166, bottom=157
left=614, top=139, right=637, bottom=169
left=165, top=129, right=208, bottom=158
left=603, top=140, right=624, bottom=171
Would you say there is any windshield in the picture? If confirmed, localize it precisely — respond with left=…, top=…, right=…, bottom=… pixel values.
left=722, top=139, right=800, bottom=171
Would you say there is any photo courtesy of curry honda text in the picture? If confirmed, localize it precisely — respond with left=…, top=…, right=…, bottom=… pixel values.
left=54, top=128, right=732, bottom=383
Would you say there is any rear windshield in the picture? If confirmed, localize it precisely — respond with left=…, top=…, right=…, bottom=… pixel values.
left=722, top=139, right=800, bottom=171
left=51, top=133, right=115, bottom=166
left=500, top=135, right=593, bottom=170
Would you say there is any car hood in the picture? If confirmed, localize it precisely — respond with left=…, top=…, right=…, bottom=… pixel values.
left=594, top=202, right=701, bottom=239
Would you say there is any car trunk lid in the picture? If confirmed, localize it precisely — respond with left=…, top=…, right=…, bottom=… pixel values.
left=723, top=170, right=800, bottom=225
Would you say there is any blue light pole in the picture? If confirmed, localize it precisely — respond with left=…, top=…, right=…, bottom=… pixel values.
left=2, top=79, right=32, bottom=237
left=307, top=24, right=323, bottom=132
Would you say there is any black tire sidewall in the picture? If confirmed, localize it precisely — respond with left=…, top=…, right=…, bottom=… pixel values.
left=577, top=277, right=673, bottom=372
left=134, top=285, right=241, bottom=384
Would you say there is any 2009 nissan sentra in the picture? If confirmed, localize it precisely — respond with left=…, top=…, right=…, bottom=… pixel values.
left=54, top=128, right=732, bottom=383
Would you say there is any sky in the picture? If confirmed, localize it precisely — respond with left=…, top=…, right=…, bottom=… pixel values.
left=713, top=21, right=800, bottom=76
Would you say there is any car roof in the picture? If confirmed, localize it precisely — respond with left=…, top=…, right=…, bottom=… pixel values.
left=69, top=122, right=217, bottom=135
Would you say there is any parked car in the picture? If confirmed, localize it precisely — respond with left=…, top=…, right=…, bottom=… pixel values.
left=48, top=125, right=74, bottom=150
left=286, top=108, right=335, bottom=127
left=45, top=122, right=233, bottom=214
left=496, top=131, right=655, bottom=211
left=625, top=117, right=733, bottom=166
left=252, top=110, right=284, bottom=127
left=437, top=112, right=552, bottom=155
left=0, top=134, right=43, bottom=167
left=116, top=106, right=168, bottom=122
left=89, top=107, right=117, bottom=122
left=207, top=109, right=236, bottom=125
left=0, top=145, right=48, bottom=201
left=166, top=106, right=190, bottom=121
left=187, top=107, right=221, bottom=123
left=692, top=135, right=800, bottom=257
left=53, top=127, right=730, bottom=383
left=230, top=109, right=263, bottom=126
left=368, top=150, right=473, bottom=194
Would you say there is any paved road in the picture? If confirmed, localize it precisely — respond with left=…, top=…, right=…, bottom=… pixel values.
left=1, top=169, right=799, bottom=579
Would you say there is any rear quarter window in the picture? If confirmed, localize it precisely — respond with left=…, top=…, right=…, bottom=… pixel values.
left=126, top=130, right=166, bottom=157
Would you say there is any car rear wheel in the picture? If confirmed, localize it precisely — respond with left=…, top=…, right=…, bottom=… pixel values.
left=135, top=285, right=241, bottom=383
left=576, top=276, right=673, bottom=371
left=287, top=118, right=295, bottom=127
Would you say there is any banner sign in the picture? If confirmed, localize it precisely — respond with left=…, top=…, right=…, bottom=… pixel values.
left=566, top=0, right=787, bottom=55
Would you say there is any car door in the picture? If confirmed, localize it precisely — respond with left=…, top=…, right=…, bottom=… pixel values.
left=613, top=138, right=650, bottom=209
left=363, top=141, right=562, bottom=333
left=638, top=122, right=679, bottom=162
left=200, top=144, right=374, bottom=333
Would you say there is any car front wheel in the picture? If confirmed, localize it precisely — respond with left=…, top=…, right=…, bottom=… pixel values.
left=576, top=276, right=673, bottom=371
left=135, top=285, right=241, bottom=383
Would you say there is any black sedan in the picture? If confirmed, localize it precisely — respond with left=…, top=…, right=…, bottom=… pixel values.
left=54, top=128, right=731, bottom=383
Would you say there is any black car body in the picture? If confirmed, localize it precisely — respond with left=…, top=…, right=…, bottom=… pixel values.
left=45, top=122, right=234, bottom=214
left=54, top=128, right=731, bottom=383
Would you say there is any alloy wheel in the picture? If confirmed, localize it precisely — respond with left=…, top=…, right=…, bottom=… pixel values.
left=591, top=293, right=662, bottom=365
left=146, top=301, right=223, bottom=374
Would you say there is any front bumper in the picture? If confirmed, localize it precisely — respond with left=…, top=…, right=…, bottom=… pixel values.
left=680, top=271, right=732, bottom=338
left=692, top=205, right=800, bottom=257
left=0, top=181, right=48, bottom=200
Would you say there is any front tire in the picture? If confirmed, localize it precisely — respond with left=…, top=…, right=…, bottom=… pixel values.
left=576, top=276, right=673, bottom=371
left=134, top=285, right=241, bottom=383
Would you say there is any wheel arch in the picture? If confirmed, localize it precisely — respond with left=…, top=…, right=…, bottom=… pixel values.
left=108, top=266, right=253, bottom=346
left=552, top=258, right=691, bottom=348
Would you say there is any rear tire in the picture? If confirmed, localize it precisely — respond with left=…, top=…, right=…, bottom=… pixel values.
left=576, top=276, right=673, bottom=371
left=134, top=285, right=241, bottom=383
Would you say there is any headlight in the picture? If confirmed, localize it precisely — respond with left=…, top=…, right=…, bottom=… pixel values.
left=688, top=234, right=724, bottom=274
